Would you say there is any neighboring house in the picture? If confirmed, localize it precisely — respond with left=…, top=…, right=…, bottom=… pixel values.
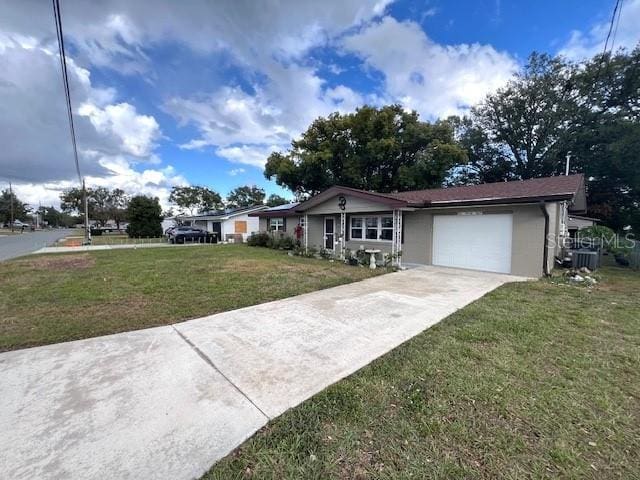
left=567, top=214, right=598, bottom=237
left=251, top=174, right=587, bottom=277
left=180, top=205, right=267, bottom=242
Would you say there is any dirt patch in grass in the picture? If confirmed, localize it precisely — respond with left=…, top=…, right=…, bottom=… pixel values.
left=16, top=254, right=95, bottom=271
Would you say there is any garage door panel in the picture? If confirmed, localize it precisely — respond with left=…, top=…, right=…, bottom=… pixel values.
left=432, top=214, right=512, bottom=274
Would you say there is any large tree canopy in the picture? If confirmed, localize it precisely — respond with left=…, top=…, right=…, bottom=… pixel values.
left=60, top=187, right=130, bottom=227
left=226, top=185, right=265, bottom=208
left=169, top=186, right=223, bottom=215
left=0, top=189, right=29, bottom=224
left=453, top=48, right=640, bottom=232
left=264, top=105, right=466, bottom=196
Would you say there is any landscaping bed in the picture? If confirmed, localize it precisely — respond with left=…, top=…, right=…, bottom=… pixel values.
left=205, top=267, right=640, bottom=479
left=0, top=244, right=382, bottom=351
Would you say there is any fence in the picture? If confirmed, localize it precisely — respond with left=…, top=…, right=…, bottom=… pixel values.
left=630, top=243, right=640, bottom=270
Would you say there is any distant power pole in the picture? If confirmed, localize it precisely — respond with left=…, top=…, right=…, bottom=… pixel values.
left=83, top=179, right=90, bottom=242
left=9, top=181, right=14, bottom=232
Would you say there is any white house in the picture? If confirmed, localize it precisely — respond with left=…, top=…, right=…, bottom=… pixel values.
left=179, top=205, right=267, bottom=242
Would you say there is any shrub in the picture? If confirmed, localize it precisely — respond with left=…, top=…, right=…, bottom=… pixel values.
left=247, top=232, right=270, bottom=247
left=278, top=236, right=295, bottom=250
left=126, top=196, right=162, bottom=238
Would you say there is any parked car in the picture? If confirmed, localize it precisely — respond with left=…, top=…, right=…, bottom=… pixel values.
left=168, top=226, right=217, bottom=244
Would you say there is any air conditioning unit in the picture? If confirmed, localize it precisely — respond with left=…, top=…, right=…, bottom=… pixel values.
left=571, top=250, right=599, bottom=270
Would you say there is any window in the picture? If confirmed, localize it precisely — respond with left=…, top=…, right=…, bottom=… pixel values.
left=350, top=215, right=394, bottom=242
left=365, top=217, right=378, bottom=240
left=350, top=217, right=362, bottom=239
left=234, top=220, right=247, bottom=233
left=380, top=216, right=393, bottom=240
left=269, top=218, right=284, bottom=231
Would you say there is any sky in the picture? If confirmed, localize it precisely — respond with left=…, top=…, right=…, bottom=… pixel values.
left=0, top=0, right=638, bottom=210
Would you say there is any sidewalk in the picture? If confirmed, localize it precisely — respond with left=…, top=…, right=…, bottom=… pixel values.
left=33, top=242, right=208, bottom=254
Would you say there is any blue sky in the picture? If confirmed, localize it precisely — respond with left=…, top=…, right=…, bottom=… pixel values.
left=1, top=0, right=638, bottom=209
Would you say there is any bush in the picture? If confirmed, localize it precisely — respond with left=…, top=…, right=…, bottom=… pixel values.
left=247, top=232, right=270, bottom=247
left=126, top=196, right=163, bottom=238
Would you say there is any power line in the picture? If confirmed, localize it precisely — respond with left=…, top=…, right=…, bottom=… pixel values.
left=52, top=0, right=90, bottom=242
left=602, top=0, right=622, bottom=57
left=52, top=0, right=82, bottom=185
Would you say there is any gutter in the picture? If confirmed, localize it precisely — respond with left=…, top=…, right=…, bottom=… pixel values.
left=539, top=201, right=550, bottom=277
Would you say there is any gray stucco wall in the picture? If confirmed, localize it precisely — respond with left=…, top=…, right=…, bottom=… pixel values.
left=258, top=201, right=561, bottom=277
left=401, top=204, right=551, bottom=277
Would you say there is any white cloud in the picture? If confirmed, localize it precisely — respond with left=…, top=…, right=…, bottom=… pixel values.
left=165, top=62, right=367, bottom=166
left=0, top=0, right=392, bottom=72
left=228, top=168, right=246, bottom=176
left=0, top=32, right=183, bottom=211
left=11, top=157, right=188, bottom=211
left=559, top=0, right=640, bottom=60
left=78, top=102, right=160, bottom=157
left=216, top=144, right=282, bottom=169
left=342, top=16, right=519, bottom=118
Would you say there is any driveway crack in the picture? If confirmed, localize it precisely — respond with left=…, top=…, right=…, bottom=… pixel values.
left=171, top=325, right=270, bottom=420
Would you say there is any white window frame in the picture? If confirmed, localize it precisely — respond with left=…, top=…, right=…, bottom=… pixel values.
left=350, top=216, right=363, bottom=239
left=269, top=217, right=284, bottom=232
left=350, top=215, right=393, bottom=242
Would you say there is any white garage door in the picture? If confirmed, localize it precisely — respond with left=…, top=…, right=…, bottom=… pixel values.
left=432, top=213, right=513, bottom=273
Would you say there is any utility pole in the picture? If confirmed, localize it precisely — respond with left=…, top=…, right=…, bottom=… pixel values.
left=565, top=152, right=571, bottom=176
left=9, top=181, right=14, bottom=233
left=83, top=179, right=90, bottom=244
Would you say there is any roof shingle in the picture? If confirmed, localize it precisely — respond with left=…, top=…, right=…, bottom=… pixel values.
left=389, top=174, right=584, bottom=205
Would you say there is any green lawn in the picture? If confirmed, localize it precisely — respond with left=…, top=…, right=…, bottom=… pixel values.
left=206, top=267, right=640, bottom=480
left=0, top=245, right=381, bottom=351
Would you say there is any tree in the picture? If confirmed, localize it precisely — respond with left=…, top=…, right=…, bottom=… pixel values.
left=226, top=185, right=265, bottom=208
left=265, top=194, right=289, bottom=207
left=264, top=105, right=465, bottom=196
left=169, top=186, right=223, bottom=215
left=447, top=116, right=516, bottom=185
left=471, top=53, right=577, bottom=180
left=0, top=189, right=29, bottom=224
left=107, top=188, right=129, bottom=230
left=566, top=47, right=640, bottom=232
left=126, top=196, right=163, bottom=238
left=60, top=187, right=129, bottom=227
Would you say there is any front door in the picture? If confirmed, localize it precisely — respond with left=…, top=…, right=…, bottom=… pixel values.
left=324, top=217, right=335, bottom=250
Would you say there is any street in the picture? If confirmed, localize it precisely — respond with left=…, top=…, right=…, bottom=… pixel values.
left=0, top=229, right=73, bottom=262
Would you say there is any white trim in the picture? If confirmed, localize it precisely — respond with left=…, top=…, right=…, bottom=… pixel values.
left=349, top=214, right=393, bottom=243
left=323, top=216, right=336, bottom=251
left=304, top=214, right=308, bottom=253
left=269, top=217, right=285, bottom=232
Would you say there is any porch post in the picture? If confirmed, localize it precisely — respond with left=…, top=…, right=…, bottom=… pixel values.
left=392, top=209, right=402, bottom=268
left=396, top=210, right=402, bottom=268
left=304, top=214, right=309, bottom=253
left=391, top=209, right=397, bottom=261
left=340, top=212, right=346, bottom=260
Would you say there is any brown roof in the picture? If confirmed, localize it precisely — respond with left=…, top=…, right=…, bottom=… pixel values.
left=253, top=174, right=585, bottom=216
left=389, top=174, right=584, bottom=206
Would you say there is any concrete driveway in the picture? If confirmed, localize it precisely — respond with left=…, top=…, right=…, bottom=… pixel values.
left=0, top=266, right=527, bottom=479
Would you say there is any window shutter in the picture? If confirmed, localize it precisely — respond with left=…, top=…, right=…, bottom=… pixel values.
left=401, top=212, right=405, bottom=244
left=346, top=215, right=350, bottom=241
left=282, top=217, right=287, bottom=232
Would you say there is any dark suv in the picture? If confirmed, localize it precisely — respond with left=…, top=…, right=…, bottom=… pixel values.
left=168, top=226, right=217, bottom=244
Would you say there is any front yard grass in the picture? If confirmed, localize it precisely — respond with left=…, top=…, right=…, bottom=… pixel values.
left=206, top=267, right=640, bottom=479
left=0, top=244, right=381, bottom=351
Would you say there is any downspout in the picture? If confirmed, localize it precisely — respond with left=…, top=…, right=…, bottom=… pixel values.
left=539, top=201, right=550, bottom=277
